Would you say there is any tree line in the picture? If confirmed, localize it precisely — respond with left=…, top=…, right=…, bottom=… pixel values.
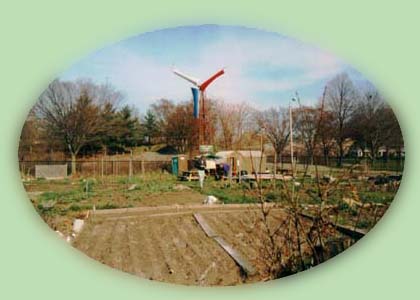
left=20, top=79, right=155, bottom=173
left=152, top=73, right=403, bottom=168
left=19, top=72, right=404, bottom=174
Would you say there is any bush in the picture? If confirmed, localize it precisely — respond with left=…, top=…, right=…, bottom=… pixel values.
left=80, top=178, right=96, bottom=193
left=97, top=203, right=119, bottom=210
left=39, top=191, right=59, bottom=202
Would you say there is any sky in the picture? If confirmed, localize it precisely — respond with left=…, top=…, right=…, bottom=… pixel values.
left=60, top=25, right=367, bottom=112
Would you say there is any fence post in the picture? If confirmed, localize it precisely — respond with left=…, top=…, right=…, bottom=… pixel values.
left=129, top=149, right=133, bottom=180
left=273, top=152, right=277, bottom=187
left=101, top=157, right=103, bottom=178
left=112, top=159, right=115, bottom=181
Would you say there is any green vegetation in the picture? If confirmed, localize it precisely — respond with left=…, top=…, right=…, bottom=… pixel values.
left=358, top=191, right=394, bottom=204
left=27, top=173, right=190, bottom=221
left=25, top=169, right=398, bottom=235
left=39, top=190, right=85, bottom=203
left=29, top=173, right=397, bottom=211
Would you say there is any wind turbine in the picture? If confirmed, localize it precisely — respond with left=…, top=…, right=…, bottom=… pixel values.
left=173, top=68, right=225, bottom=151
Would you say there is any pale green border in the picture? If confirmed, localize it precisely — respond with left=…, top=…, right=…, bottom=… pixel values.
left=1, top=1, right=419, bottom=299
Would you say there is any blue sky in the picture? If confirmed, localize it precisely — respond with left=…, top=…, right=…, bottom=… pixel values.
left=61, top=25, right=366, bottom=111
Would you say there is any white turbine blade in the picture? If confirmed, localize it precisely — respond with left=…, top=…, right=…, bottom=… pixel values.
left=173, top=68, right=200, bottom=86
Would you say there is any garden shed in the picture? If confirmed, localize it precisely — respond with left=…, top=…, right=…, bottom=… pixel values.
left=214, top=150, right=267, bottom=175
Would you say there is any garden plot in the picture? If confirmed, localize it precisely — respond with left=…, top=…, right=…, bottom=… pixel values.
left=72, top=205, right=299, bottom=285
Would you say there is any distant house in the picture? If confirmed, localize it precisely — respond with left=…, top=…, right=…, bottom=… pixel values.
left=378, top=146, right=387, bottom=158
left=349, top=144, right=405, bottom=159
left=214, top=150, right=267, bottom=175
left=377, top=146, right=405, bottom=158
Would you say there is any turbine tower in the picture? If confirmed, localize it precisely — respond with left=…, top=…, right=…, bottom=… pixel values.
left=173, top=68, right=225, bottom=152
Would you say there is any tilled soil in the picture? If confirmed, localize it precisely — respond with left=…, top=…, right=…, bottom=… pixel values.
left=73, top=207, right=258, bottom=285
left=72, top=205, right=347, bottom=285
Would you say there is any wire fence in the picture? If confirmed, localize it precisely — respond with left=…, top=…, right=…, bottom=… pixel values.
left=19, top=159, right=172, bottom=178
left=19, top=154, right=404, bottom=179
left=267, top=155, right=404, bottom=173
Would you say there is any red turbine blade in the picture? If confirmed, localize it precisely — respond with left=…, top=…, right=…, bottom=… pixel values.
left=199, top=69, right=225, bottom=92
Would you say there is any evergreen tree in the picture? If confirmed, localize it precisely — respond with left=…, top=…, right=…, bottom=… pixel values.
left=143, top=110, right=158, bottom=145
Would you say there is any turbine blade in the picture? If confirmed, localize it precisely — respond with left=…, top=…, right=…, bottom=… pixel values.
left=173, top=68, right=200, bottom=86
left=199, top=69, right=225, bottom=92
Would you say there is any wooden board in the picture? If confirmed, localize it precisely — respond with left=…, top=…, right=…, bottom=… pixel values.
left=193, top=213, right=218, bottom=238
left=213, top=236, right=256, bottom=276
left=300, top=212, right=366, bottom=240
left=193, top=213, right=256, bottom=276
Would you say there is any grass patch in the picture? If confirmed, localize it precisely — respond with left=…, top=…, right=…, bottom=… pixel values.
left=359, top=191, right=394, bottom=204
left=96, top=203, right=119, bottom=210
left=39, top=191, right=59, bottom=202
left=204, top=187, right=256, bottom=204
left=39, top=189, right=89, bottom=204
left=68, top=204, right=92, bottom=211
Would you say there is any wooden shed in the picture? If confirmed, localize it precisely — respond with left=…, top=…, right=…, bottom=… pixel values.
left=214, top=150, right=266, bottom=175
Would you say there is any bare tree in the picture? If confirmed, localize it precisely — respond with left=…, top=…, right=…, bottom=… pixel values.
left=325, top=73, right=357, bottom=166
left=318, top=109, right=336, bottom=165
left=150, top=99, right=176, bottom=144
left=165, top=102, right=197, bottom=154
left=19, top=107, right=40, bottom=161
left=36, top=79, right=121, bottom=175
left=215, top=100, right=251, bottom=150
left=350, top=85, right=386, bottom=159
left=256, top=107, right=289, bottom=170
left=349, top=84, right=403, bottom=161
left=381, top=106, right=404, bottom=157
left=248, top=94, right=364, bottom=280
left=294, top=106, right=320, bottom=165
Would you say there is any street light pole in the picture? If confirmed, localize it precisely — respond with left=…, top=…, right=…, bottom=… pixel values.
left=289, top=103, right=294, bottom=177
left=289, top=100, right=296, bottom=177
left=289, top=92, right=299, bottom=177
left=259, top=126, right=265, bottom=175
left=289, top=93, right=299, bottom=203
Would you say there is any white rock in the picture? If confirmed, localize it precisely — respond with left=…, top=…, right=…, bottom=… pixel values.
left=128, top=184, right=138, bottom=191
left=203, top=195, right=219, bottom=205
left=72, top=219, right=85, bottom=234
left=173, top=184, right=191, bottom=191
